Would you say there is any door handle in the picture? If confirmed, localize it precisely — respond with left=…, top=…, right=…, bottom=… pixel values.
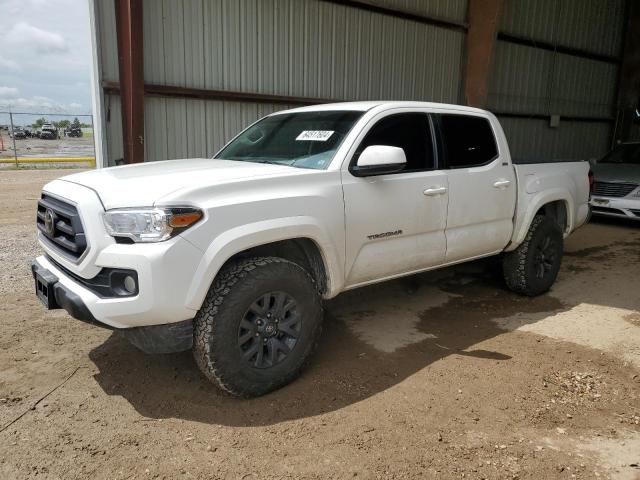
left=493, top=179, right=511, bottom=188
left=423, top=186, right=447, bottom=196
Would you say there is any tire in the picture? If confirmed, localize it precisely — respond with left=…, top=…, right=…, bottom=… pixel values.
left=502, top=215, right=563, bottom=296
left=193, top=256, right=323, bottom=397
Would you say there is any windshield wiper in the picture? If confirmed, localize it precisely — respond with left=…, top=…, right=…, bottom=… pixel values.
left=252, top=159, right=295, bottom=166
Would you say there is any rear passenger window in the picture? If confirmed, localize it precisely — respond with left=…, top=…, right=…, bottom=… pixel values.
left=438, top=115, right=498, bottom=168
left=354, top=113, right=434, bottom=172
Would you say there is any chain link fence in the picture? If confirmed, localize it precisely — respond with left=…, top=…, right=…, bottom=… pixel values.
left=0, top=111, right=96, bottom=169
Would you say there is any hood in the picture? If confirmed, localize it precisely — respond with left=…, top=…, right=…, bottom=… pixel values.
left=592, top=163, right=640, bottom=185
left=61, top=158, right=307, bottom=209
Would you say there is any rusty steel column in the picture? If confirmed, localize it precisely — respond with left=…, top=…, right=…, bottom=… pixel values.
left=614, top=0, right=640, bottom=145
left=464, top=0, right=504, bottom=108
left=115, top=0, right=144, bottom=163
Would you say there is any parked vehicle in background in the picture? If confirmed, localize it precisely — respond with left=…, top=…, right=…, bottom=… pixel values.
left=10, top=128, right=27, bottom=139
left=31, top=101, right=591, bottom=397
left=590, top=142, right=640, bottom=221
left=65, top=125, right=83, bottom=137
left=39, top=123, right=58, bottom=140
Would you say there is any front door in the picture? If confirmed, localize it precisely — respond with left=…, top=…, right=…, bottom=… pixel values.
left=342, top=112, right=449, bottom=287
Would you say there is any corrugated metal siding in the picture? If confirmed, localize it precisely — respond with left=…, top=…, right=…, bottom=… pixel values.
left=99, top=0, right=466, bottom=165
left=143, top=97, right=292, bottom=162
left=142, top=0, right=464, bottom=102
left=500, top=0, right=626, bottom=58
left=488, top=41, right=618, bottom=118
left=96, top=0, right=119, bottom=82
left=490, top=1, right=625, bottom=162
left=134, top=0, right=466, bottom=163
left=96, top=0, right=625, bottom=165
left=550, top=54, right=618, bottom=118
left=355, top=0, right=468, bottom=23
left=499, top=116, right=611, bottom=163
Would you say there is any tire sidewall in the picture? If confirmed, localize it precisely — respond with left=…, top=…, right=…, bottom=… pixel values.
left=523, top=218, right=563, bottom=295
left=196, top=258, right=322, bottom=396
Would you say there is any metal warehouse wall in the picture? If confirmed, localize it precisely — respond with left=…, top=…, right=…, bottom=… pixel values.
left=93, top=0, right=629, bottom=166
left=489, top=0, right=627, bottom=162
left=95, top=0, right=466, bottom=165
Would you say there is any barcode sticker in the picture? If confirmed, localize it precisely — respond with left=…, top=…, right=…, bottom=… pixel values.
left=296, top=130, right=334, bottom=141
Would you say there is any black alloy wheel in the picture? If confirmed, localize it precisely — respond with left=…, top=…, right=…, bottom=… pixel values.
left=238, top=291, right=301, bottom=369
left=533, top=234, right=558, bottom=279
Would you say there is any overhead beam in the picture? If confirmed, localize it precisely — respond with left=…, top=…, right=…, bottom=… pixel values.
left=464, top=0, right=504, bottom=108
left=494, top=111, right=614, bottom=124
left=497, top=33, right=620, bottom=65
left=102, top=81, right=336, bottom=106
left=320, top=0, right=467, bottom=32
left=114, top=0, right=144, bottom=164
left=614, top=0, right=640, bottom=144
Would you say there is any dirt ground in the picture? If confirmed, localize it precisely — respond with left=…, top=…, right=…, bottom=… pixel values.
left=0, top=169, right=639, bottom=480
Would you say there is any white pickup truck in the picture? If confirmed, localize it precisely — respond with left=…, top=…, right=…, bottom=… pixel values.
left=32, top=101, right=591, bottom=397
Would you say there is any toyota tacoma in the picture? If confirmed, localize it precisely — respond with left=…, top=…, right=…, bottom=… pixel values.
left=32, top=101, right=591, bottom=397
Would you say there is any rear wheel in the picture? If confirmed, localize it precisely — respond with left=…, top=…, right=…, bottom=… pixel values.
left=503, top=215, right=563, bottom=296
left=193, top=257, right=322, bottom=397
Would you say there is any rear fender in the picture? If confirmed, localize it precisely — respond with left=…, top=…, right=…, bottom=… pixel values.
left=507, top=188, right=573, bottom=252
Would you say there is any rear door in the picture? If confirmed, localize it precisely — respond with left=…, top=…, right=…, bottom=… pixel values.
left=342, top=111, right=448, bottom=286
left=436, top=113, right=516, bottom=262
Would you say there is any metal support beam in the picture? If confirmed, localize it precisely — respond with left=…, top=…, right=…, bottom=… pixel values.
left=613, top=0, right=640, bottom=145
left=495, top=111, right=614, bottom=124
left=114, top=0, right=144, bottom=164
left=464, top=0, right=504, bottom=108
left=497, top=33, right=620, bottom=65
left=102, top=81, right=336, bottom=106
left=321, top=0, right=467, bottom=32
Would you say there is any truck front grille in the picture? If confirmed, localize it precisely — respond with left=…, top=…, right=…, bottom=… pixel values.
left=36, top=194, right=87, bottom=261
left=592, top=181, right=638, bottom=198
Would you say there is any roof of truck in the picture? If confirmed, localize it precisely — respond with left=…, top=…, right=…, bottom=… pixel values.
left=278, top=101, right=489, bottom=115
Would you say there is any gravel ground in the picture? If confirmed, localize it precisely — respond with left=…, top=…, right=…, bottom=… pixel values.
left=0, top=135, right=94, bottom=159
left=0, top=169, right=639, bottom=480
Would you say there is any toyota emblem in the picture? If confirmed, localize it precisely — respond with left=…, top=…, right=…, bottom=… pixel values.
left=44, top=208, right=56, bottom=236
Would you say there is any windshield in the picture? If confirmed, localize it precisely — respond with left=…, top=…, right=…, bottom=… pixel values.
left=215, top=110, right=364, bottom=169
left=599, top=144, right=640, bottom=165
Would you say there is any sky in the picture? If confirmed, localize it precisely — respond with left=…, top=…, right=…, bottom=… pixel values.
left=0, top=0, right=92, bottom=125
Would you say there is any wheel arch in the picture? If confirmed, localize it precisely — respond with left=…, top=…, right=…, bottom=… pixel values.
left=506, top=190, right=574, bottom=252
left=218, top=238, right=329, bottom=294
left=534, top=199, right=569, bottom=233
left=184, top=218, right=343, bottom=311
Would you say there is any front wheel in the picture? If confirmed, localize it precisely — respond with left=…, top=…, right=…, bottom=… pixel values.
left=502, top=215, right=563, bottom=296
left=193, top=257, right=323, bottom=397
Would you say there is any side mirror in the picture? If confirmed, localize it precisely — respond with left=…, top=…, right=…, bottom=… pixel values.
left=351, top=145, right=407, bottom=177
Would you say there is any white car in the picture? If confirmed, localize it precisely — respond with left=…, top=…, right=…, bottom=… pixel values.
left=590, top=142, right=640, bottom=221
left=32, top=101, right=591, bottom=397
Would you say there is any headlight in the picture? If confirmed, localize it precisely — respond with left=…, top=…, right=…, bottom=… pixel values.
left=103, top=207, right=203, bottom=243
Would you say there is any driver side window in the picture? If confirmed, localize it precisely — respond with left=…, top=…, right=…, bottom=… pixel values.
left=354, top=113, right=435, bottom=172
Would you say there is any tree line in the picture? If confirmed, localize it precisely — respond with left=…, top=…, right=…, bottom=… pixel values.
left=31, top=117, right=90, bottom=129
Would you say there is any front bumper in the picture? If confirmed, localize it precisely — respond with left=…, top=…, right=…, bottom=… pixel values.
left=590, top=196, right=640, bottom=221
left=32, top=258, right=194, bottom=353
left=33, top=245, right=201, bottom=329
left=32, top=260, right=104, bottom=328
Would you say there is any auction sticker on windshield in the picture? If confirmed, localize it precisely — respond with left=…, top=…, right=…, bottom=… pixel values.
left=296, top=130, right=334, bottom=141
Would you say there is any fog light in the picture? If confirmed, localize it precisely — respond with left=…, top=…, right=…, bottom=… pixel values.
left=109, top=271, right=138, bottom=296
left=123, top=275, right=137, bottom=294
